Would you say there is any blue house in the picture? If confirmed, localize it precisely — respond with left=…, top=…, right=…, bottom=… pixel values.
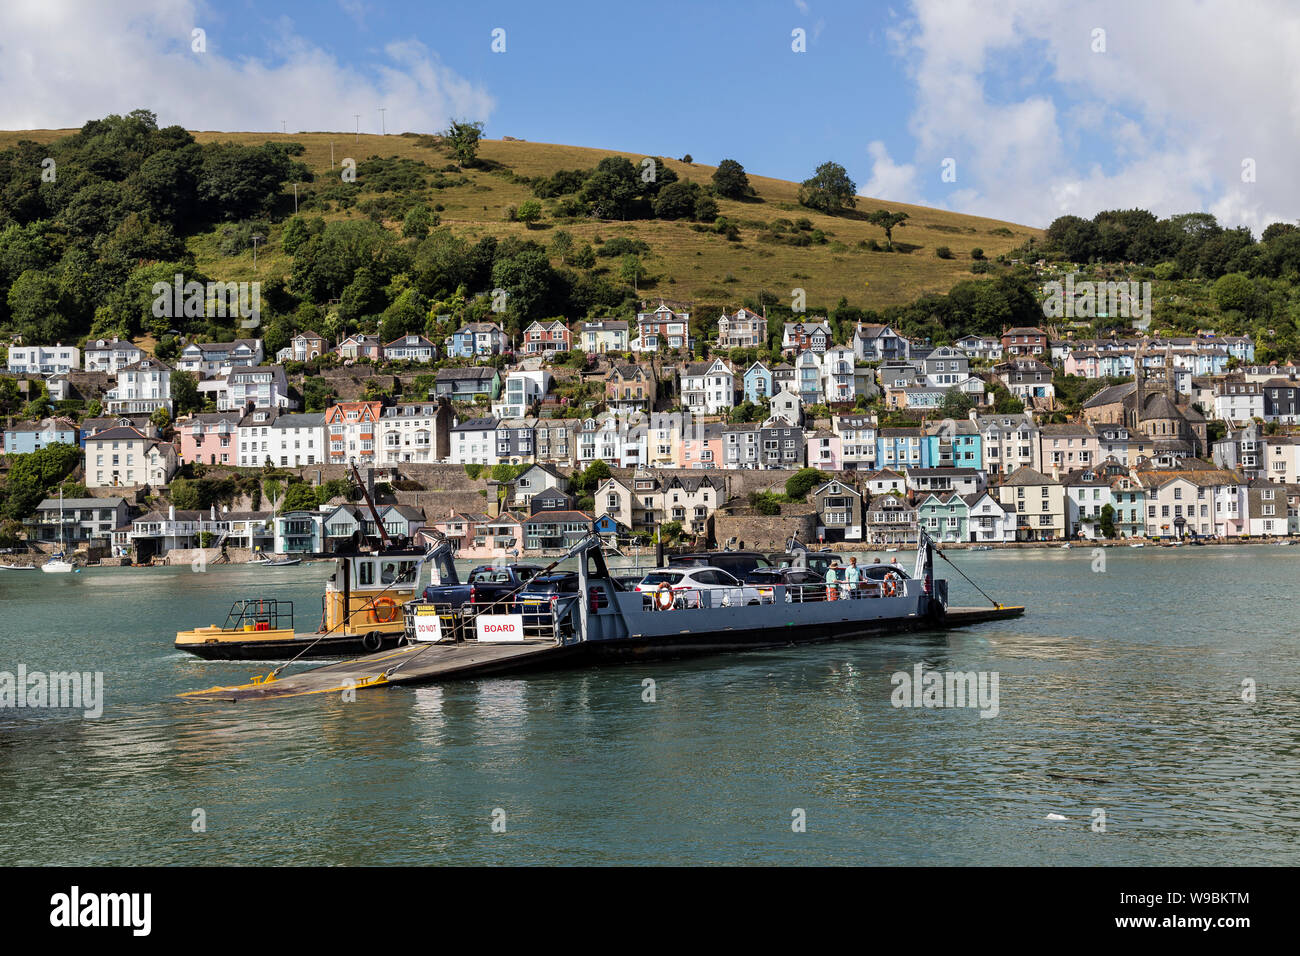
left=743, top=362, right=773, bottom=405
left=876, top=427, right=930, bottom=470
left=446, top=322, right=508, bottom=359
left=923, top=419, right=982, bottom=469
left=3, top=417, right=80, bottom=455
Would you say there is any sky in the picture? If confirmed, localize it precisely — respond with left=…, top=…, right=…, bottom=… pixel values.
left=0, top=0, right=1297, bottom=233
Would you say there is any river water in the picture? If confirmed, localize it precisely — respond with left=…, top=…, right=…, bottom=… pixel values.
left=1, top=546, right=1296, bottom=865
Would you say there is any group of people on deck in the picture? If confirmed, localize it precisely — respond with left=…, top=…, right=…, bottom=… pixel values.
left=824, top=555, right=901, bottom=600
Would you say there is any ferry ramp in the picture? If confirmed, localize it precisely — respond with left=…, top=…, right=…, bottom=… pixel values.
left=178, top=640, right=564, bottom=702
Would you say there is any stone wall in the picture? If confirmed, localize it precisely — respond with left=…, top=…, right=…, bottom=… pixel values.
left=713, top=504, right=818, bottom=551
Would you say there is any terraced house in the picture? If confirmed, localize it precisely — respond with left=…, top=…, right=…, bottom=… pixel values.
left=377, top=402, right=452, bottom=464
left=976, top=413, right=1041, bottom=476
left=834, top=414, right=878, bottom=471
left=236, top=409, right=326, bottom=468
left=994, top=466, right=1066, bottom=541
left=325, top=401, right=382, bottom=464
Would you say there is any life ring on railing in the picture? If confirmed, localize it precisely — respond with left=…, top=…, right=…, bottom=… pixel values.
left=655, top=584, right=675, bottom=611
left=371, top=597, right=398, bottom=623
left=882, top=572, right=900, bottom=598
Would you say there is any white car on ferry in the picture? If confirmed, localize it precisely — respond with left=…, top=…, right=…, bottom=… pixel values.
left=634, top=567, right=769, bottom=608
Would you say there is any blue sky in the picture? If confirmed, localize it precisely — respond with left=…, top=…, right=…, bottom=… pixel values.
left=1, top=0, right=1295, bottom=232
left=214, top=0, right=917, bottom=187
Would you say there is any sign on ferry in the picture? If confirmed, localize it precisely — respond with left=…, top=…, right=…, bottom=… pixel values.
left=411, top=605, right=443, bottom=643
left=476, top=613, right=525, bottom=643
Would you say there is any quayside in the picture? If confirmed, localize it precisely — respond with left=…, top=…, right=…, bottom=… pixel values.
left=179, top=531, right=1023, bottom=703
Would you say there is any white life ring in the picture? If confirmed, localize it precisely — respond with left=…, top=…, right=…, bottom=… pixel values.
left=655, top=583, right=675, bottom=610
left=882, top=572, right=900, bottom=597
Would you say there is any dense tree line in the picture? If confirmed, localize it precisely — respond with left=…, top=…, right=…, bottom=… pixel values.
left=0, top=110, right=310, bottom=344
left=1042, top=209, right=1300, bottom=280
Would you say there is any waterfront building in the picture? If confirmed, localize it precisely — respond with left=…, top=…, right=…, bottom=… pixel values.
left=26, top=497, right=130, bottom=548
left=994, top=467, right=1066, bottom=541
left=812, top=478, right=865, bottom=542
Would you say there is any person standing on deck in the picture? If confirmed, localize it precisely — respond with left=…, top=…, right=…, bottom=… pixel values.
left=825, top=561, right=840, bottom=601
left=844, top=556, right=860, bottom=597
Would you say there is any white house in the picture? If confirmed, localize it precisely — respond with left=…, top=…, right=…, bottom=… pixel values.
left=8, top=343, right=80, bottom=375
left=680, top=358, right=734, bottom=414
left=177, top=339, right=263, bottom=378
left=450, top=417, right=499, bottom=466
left=219, top=366, right=294, bottom=412
left=83, top=338, right=144, bottom=374
left=84, top=425, right=178, bottom=488
left=106, top=358, right=172, bottom=415
left=494, top=370, right=552, bottom=419
left=237, top=409, right=326, bottom=468
left=383, top=334, right=438, bottom=363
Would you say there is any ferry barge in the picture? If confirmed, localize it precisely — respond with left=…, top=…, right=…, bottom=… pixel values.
left=181, top=531, right=1024, bottom=701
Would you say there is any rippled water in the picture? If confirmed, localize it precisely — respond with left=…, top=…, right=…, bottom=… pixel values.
left=1, top=547, right=1296, bottom=865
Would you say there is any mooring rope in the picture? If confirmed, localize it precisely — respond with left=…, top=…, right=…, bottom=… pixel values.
left=931, top=544, right=1002, bottom=608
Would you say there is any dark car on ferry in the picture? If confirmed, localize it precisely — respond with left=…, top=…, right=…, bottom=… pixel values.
left=743, top=567, right=825, bottom=587
left=421, top=564, right=545, bottom=609
left=667, top=551, right=776, bottom=579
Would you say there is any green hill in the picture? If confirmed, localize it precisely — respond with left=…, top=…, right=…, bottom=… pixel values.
left=0, top=127, right=1041, bottom=315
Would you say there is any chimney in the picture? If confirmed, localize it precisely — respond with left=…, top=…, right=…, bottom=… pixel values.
left=169, top=504, right=175, bottom=521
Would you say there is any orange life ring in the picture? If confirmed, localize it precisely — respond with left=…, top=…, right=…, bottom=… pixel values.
left=655, top=584, right=675, bottom=610
left=882, top=572, right=900, bottom=598
left=371, top=597, right=398, bottom=623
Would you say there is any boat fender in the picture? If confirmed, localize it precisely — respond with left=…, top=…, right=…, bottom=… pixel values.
left=882, top=572, right=900, bottom=598
left=362, top=631, right=384, bottom=652
left=655, top=584, right=675, bottom=611
left=371, top=597, right=398, bottom=624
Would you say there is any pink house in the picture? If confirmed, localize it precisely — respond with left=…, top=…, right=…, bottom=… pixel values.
left=336, top=334, right=383, bottom=361
left=679, top=422, right=724, bottom=469
left=176, top=412, right=241, bottom=465
left=806, top=430, right=842, bottom=470
left=1064, top=351, right=1100, bottom=377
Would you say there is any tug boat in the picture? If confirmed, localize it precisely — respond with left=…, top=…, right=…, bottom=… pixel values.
left=174, top=464, right=455, bottom=661
left=180, top=531, right=1027, bottom=701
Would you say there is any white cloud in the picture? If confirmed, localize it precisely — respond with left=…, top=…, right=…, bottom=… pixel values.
left=859, top=140, right=921, bottom=205
left=892, top=0, right=1300, bottom=232
left=0, top=0, right=494, bottom=134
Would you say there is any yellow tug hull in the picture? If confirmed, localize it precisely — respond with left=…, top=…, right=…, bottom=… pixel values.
left=175, top=625, right=300, bottom=647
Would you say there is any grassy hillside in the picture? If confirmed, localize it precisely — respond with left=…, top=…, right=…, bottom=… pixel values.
left=0, top=128, right=1040, bottom=313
